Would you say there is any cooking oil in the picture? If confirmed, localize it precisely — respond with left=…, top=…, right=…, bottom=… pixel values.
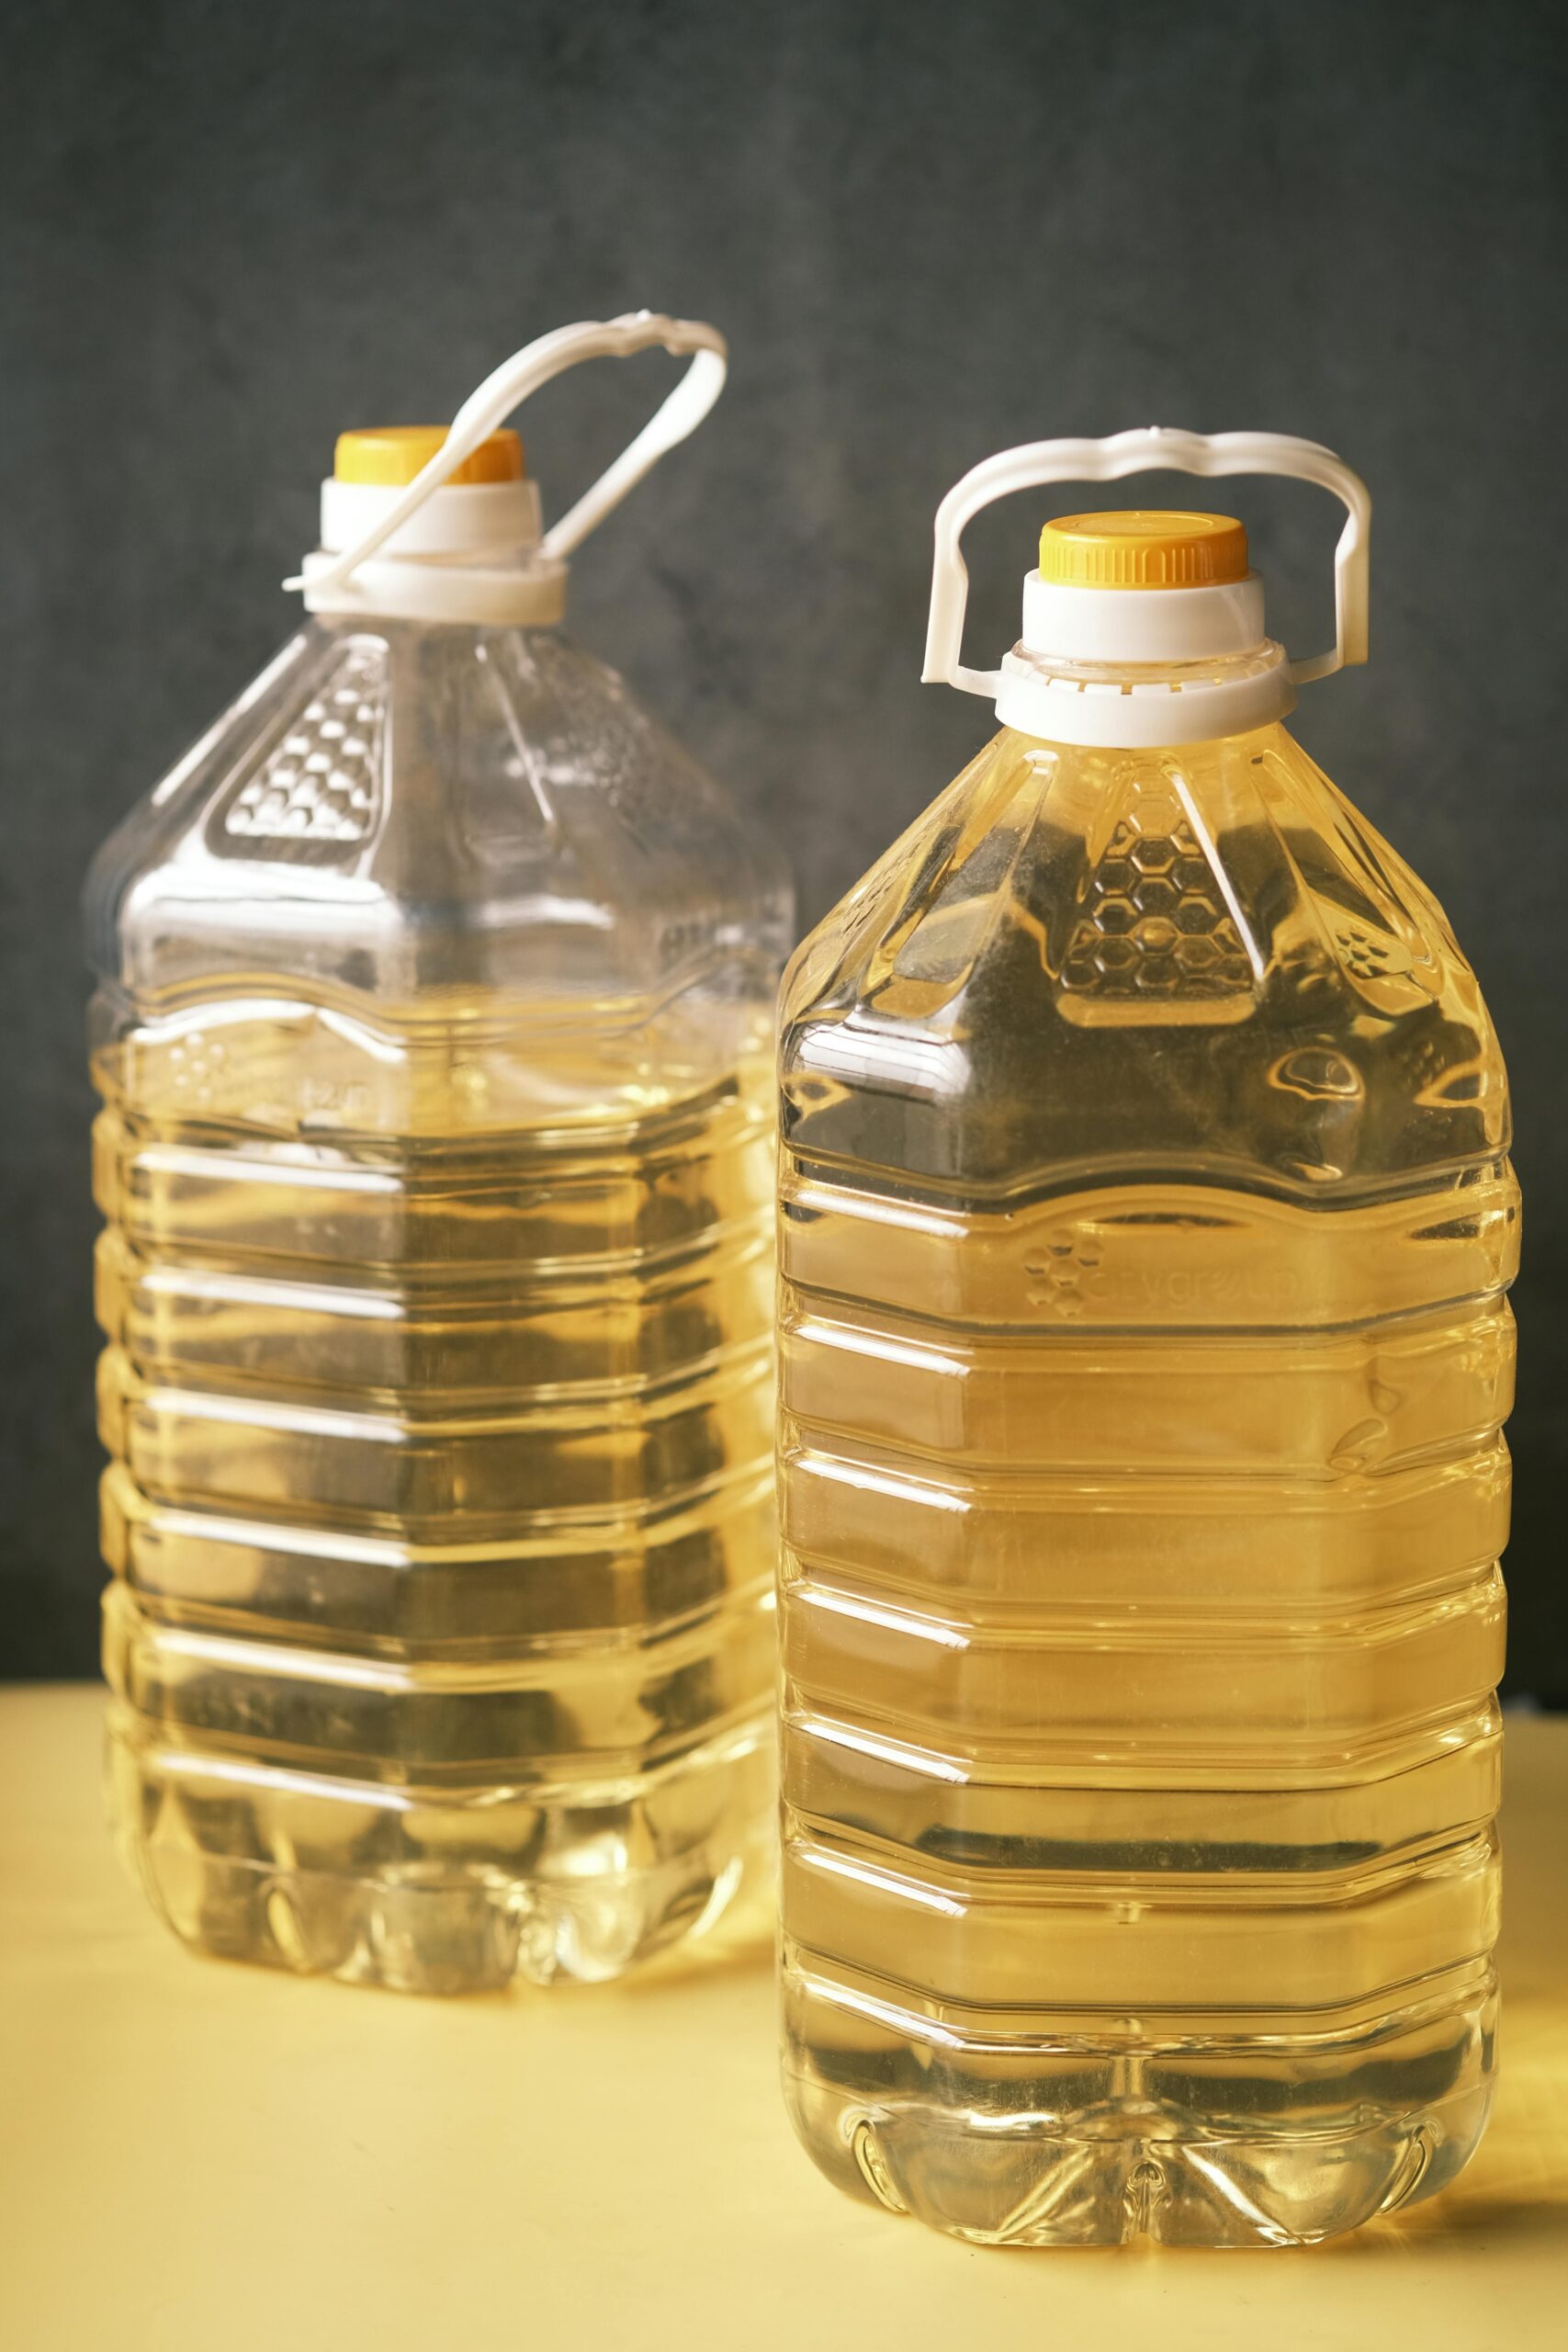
left=776, top=462, right=1515, bottom=2244
left=96, top=1009, right=777, bottom=1990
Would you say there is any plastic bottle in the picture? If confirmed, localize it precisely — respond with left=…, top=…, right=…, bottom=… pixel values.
left=88, top=313, right=791, bottom=1992
left=776, top=432, right=1514, bottom=2244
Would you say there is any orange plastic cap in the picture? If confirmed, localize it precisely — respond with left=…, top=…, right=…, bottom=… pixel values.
left=1041, top=510, right=1248, bottom=590
left=333, top=426, right=525, bottom=488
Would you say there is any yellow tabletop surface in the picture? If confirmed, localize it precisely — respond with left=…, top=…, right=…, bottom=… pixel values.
left=2, top=1686, right=1563, bottom=2351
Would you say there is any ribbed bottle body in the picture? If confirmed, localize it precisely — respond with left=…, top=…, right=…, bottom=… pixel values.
left=89, top=618, right=790, bottom=1989
left=776, top=721, right=1515, bottom=2243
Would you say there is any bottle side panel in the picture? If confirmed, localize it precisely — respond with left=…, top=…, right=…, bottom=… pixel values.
left=96, top=995, right=779, bottom=1989
left=777, top=1155, right=1515, bottom=2245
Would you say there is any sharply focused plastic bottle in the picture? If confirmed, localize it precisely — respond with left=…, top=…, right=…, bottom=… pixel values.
left=87, top=314, right=791, bottom=1991
left=777, top=432, right=1515, bottom=2244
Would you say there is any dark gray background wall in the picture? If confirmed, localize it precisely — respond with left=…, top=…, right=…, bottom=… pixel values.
left=3, top=0, right=1564, bottom=1689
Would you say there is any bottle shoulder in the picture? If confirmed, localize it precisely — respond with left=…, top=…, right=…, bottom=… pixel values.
left=781, top=723, right=1509, bottom=1199
left=87, top=618, right=791, bottom=1010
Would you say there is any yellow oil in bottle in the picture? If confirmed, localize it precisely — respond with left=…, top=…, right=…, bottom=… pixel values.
left=777, top=719, right=1515, bottom=2244
left=96, top=991, right=778, bottom=1991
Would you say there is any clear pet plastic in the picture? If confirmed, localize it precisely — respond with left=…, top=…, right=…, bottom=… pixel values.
left=87, top=315, right=791, bottom=1991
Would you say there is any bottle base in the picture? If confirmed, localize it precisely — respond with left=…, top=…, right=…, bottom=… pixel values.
left=784, top=2074, right=1492, bottom=2247
left=108, top=1710, right=773, bottom=1994
left=782, top=1968, right=1497, bottom=2245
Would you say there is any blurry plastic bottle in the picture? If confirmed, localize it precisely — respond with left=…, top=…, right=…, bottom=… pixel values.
left=777, top=433, right=1514, bottom=2242
left=87, top=314, right=791, bottom=1992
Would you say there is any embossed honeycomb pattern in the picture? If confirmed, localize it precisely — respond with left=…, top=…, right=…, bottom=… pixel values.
left=158, top=1026, right=230, bottom=1112
left=1023, top=1222, right=1103, bottom=1319
left=225, top=647, right=386, bottom=845
left=1061, top=786, right=1250, bottom=998
left=1334, top=920, right=1396, bottom=980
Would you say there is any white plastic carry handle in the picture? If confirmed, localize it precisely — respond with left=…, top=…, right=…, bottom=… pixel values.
left=285, top=311, right=728, bottom=596
left=922, top=427, right=1371, bottom=699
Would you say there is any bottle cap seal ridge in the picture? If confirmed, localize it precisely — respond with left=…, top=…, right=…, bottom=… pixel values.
left=1041, top=510, right=1248, bottom=591
left=333, top=427, right=525, bottom=489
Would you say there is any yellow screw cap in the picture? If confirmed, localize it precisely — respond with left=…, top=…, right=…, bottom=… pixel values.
left=333, top=426, right=525, bottom=488
left=1041, top=509, right=1248, bottom=590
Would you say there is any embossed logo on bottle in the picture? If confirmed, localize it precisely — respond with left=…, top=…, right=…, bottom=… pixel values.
left=1024, top=1218, right=1303, bottom=1320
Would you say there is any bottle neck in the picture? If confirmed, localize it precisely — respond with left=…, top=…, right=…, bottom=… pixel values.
left=301, top=475, right=568, bottom=627
left=994, top=639, right=1295, bottom=751
left=991, top=565, right=1296, bottom=749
